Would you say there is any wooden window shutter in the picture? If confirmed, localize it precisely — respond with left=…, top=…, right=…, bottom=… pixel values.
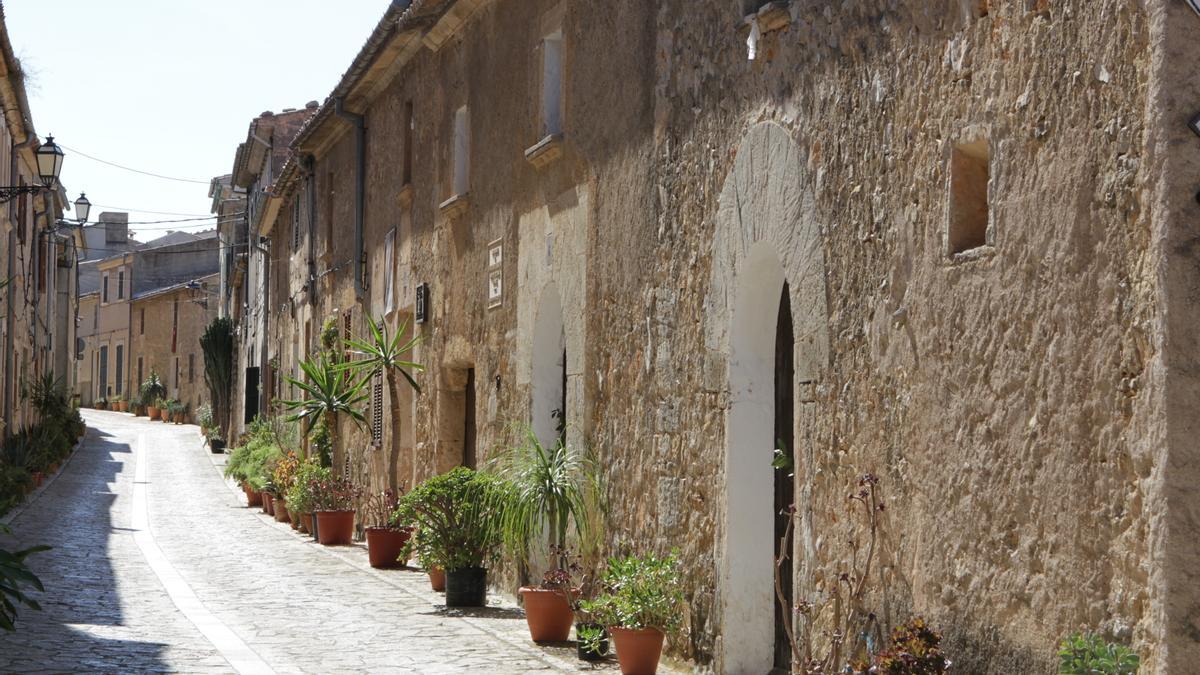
left=371, top=372, right=383, bottom=447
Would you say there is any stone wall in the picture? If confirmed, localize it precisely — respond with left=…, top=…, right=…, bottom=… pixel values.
left=251, top=0, right=1200, bottom=671
left=131, top=283, right=218, bottom=416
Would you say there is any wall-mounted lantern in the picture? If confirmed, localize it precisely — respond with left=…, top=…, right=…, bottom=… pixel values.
left=0, top=135, right=67, bottom=203
left=415, top=282, right=429, bottom=324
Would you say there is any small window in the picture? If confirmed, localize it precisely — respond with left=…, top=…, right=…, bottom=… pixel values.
left=541, top=31, right=563, bottom=137
left=452, top=106, right=470, bottom=196
left=172, top=299, right=179, bottom=353
left=384, top=228, right=396, bottom=315
left=102, top=274, right=109, bottom=304
left=174, top=357, right=180, bottom=391
left=140, top=308, right=145, bottom=335
left=137, top=357, right=143, bottom=387
left=117, top=269, right=125, bottom=300
left=188, top=353, right=195, bottom=383
left=947, top=138, right=991, bottom=255
left=292, top=198, right=301, bottom=251
left=402, top=101, right=414, bottom=186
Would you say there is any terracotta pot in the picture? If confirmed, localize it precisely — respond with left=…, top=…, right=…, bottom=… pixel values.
left=147, top=405, right=159, bottom=418
left=274, top=498, right=291, bottom=523
left=263, top=494, right=275, bottom=516
left=290, top=514, right=300, bottom=530
left=298, top=513, right=311, bottom=534
left=160, top=409, right=170, bottom=422
left=429, top=567, right=446, bottom=591
left=315, top=510, right=355, bottom=545
left=32, top=471, right=44, bottom=488
left=610, top=627, right=665, bottom=675
left=242, top=483, right=262, bottom=507
left=365, top=527, right=413, bottom=569
left=96, top=402, right=106, bottom=410
left=520, top=587, right=575, bottom=642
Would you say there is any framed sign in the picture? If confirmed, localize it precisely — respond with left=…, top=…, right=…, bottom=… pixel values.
left=487, top=238, right=503, bottom=308
left=415, top=282, right=429, bottom=324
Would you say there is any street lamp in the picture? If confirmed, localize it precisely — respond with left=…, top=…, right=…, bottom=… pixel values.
left=74, top=192, right=91, bottom=224
left=0, top=134, right=66, bottom=203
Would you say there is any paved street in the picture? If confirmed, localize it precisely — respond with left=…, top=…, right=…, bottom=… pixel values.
left=0, top=411, right=622, bottom=674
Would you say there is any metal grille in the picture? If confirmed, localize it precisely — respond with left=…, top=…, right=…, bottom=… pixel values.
left=371, top=373, right=383, bottom=447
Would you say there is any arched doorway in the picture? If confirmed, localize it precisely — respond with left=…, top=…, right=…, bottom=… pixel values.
left=713, top=122, right=829, bottom=674
left=532, top=284, right=565, bottom=448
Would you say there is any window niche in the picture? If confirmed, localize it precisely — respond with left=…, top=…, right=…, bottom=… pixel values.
left=440, top=105, right=471, bottom=218
left=526, top=21, right=566, bottom=168
left=946, top=137, right=993, bottom=257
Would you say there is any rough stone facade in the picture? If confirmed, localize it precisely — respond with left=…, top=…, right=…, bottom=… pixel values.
left=226, top=1, right=1200, bottom=672
left=129, top=274, right=218, bottom=414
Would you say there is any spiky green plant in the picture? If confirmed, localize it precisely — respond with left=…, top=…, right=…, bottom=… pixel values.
left=278, top=354, right=369, bottom=469
left=0, top=524, right=48, bottom=632
left=200, top=318, right=235, bottom=439
left=339, top=315, right=423, bottom=491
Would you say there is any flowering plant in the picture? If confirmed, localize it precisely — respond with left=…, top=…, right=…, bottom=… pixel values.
left=363, top=489, right=406, bottom=529
left=311, top=474, right=359, bottom=512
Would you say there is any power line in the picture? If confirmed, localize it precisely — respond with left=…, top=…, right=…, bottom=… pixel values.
left=87, top=213, right=243, bottom=226
left=91, top=204, right=218, bottom=217
left=60, top=144, right=213, bottom=184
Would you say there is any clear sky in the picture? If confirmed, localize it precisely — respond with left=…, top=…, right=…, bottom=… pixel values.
left=4, top=0, right=392, bottom=242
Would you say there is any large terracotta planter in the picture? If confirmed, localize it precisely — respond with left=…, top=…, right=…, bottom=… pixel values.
left=159, top=408, right=170, bottom=422
left=242, top=484, right=262, bottom=507
left=519, top=587, right=574, bottom=642
left=610, top=627, right=665, bottom=675
left=273, top=498, right=291, bottom=523
left=429, top=567, right=446, bottom=591
left=314, top=510, right=355, bottom=545
left=147, top=405, right=159, bottom=418
left=298, top=513, right=311, bottom=534
left=365, top=527, right=413, bottom=569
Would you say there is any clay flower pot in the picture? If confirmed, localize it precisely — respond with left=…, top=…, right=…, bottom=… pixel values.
left=298, top=513, right=311, bottom=534
left=610, top=627, right=665, bottom=675
left=519, top=587, right=574, bottom=642
left=242, top=484, right=262, bottom=507
left=429, top=567, right=446, bottom=591
left=314, top=510, right=355, bottom=545
left=365, top=527, right=413, bottom=569
left=273, top=498, right=291, bottom=523
left=147, top=405, right=159, bottom=418
left=263, top=494, right=275, bottom=516
left=159, top=409, right=170, bottom=422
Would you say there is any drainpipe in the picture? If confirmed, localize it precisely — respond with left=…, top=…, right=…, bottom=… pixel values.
left=334, top=97, right=366, bottom=300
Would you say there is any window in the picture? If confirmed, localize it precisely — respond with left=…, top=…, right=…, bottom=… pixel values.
left=102, top=274, right=109, bottom=303
left=453, top=106, right=470, bottom=196
left=403, top=101, right=414, bottom=185
left=188, top=353, right=195, bottom=383
left=140, top=308, right=145, bottom=335
left=98, top=345, right=109, bottom=397
left=172, top=299, right=179, bottom=353
left=947, top=138, right=991, bottom=255
left=137, top=357, right=143, bottom=388
left=174, top=357, right=180, bottom=392
left=292, top=198, right=301, bottom=251
left=93, top=304, right=98, bottom=330
left=117, top=269, right=125, bottom=299
left=541, top=31, right=563, bottom=137
left=115, top=345, right=124, bottom=395
left=384, top=228, right=396, bottom=315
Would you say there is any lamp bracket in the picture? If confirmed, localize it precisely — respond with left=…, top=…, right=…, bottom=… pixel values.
left=0, top=184, right=45, bottom=204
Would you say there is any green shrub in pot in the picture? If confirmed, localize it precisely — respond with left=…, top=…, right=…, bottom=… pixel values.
left=395, top=467, right=511, bottom=606
left=582, top=551, right=685, bottom=674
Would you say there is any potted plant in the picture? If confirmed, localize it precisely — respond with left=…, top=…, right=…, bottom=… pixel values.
left=396, top=467, right=511, bottom=607
left=142, top=371, right=166, bottom=418
left=576, top=621, right=610, bottom=662
left=157, top=398, right=170, bottom=422
left=197, top=403, right=214, bottom=436
left=95, top=397, right=107, bottom=411
left=169, top=400, right=187, bottom=424
left=581, top=552, right=684, bottom=675
left=286, top=461, right=326, bottom=535
left=128, top=391, right=144, bottom=416
left=223, top=443, right=262, bottom=507
left=208, top=431, right=226, bottom=454
left=279, top=354, right=370, bottom=470
left=311, top=474, right=358, bottom=546
left=270, top=452, right=300, bottom=524
left=488, top=430, right=602, bottom=643
left=110, top=394, right=125, bottom=412
left=362, top=489, right=411, bottom=569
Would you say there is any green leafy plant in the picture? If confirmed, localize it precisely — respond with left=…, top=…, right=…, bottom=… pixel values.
left=580, top=551, right=685, bottom=634
left=0, top=524, right=48, bottom=632
left=487, top=428, right=603, bottom=569
left=197, top=403, right=214, bottom=430
left=1058, top=633, right=1139, bottom=675
left=362, top=489, right=405, bottom=529
left=200, top=317, right=235, bottom=438
left=310, top=474, right=359, bottom=512
left=141, top=370, right=166, bottom=405
left=279, top=354, right=369, bottom=470
left=863, top=618, right=950, bottom=674
left=576, top=623, right=608, bottom=656
left=285, top=462, right=329, bottom=514
left=223, top=419, right=285, bottom=492
left=395, top=467, right=512, bottom=572
left=339, top=314, right=423, bottom=492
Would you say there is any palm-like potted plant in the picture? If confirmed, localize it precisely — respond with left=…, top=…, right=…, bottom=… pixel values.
left=362, top=490, right=412, bottom=568
left=396, top=467, right=511, bottom=607
left=489, top=430, right=602, bottom=642
left=581, top=552, right=685, bottom=675
left=142, top=371, right=166, bottom=418
left=279, top=354, right=369, bottom=469
left=339, top=315, right=423, bottom=491
left=311, top=473, right=358, bottom=545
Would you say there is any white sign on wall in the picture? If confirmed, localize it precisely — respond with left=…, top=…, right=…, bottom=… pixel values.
left=487, top=238, right=503, bottom=309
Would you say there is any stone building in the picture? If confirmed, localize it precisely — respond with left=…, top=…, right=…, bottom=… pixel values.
left=129, top=273, right=218, bottom=412
left=232, top=0, right=1200, bottom=672
left=0, top=11, right=81, bottom=433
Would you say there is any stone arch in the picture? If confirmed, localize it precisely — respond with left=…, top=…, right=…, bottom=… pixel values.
left=531, top=283, right=566, bottom=448
left=709, top=122, right=830, bottom=674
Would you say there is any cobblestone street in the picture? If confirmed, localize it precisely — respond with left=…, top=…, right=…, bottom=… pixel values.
left=0, top=411, right=625, bottom=674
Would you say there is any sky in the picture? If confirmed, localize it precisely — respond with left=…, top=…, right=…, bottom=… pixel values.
left=5, top=0, right=392, bottom=242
